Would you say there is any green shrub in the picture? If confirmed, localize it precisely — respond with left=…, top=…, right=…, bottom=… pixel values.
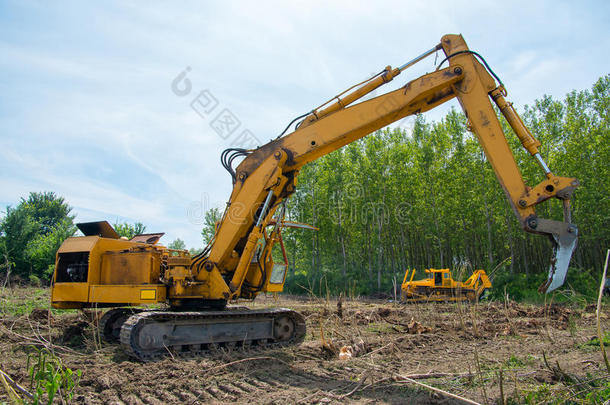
left=489, top=269, right=545, bottom=301
left=27, top=347, right=81, bottom=405
left=28, top=275, right=41, bottom=287
left=489, top=266, right=598, bottom=302
left=585, top=379, right=610, bottom=403
left=563, top=268, right=599, bottom=298
left=579, top=332, right=610, bottom=349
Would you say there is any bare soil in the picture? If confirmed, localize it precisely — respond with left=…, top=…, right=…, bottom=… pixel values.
left=0, top=289, right=608, bottom=404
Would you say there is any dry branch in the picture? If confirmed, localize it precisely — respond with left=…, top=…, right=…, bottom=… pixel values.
left=299, top=375, right=393, bottom=402
left=1, top=325, right=84, bottom=356
left=0, top=368, right=33, bottom=400
left=403, top=371, right=473, bottom=379
left=395, top=374, right=481, bottom=405
left=597, top=249, right=610, bottom=373
left=335, top=374, right=369, bottom=399
left=296, top=389, right=322, bottom=403
left=361, top=338, right=402, bottom=357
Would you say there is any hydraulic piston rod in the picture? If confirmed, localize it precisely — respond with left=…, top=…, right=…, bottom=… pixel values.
left=491, top=88, right=552, bottom=177
left=299, top=44, right=442, bottom=129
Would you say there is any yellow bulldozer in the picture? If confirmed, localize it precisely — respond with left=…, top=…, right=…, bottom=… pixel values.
left=401, top=268, right=492, bottom=302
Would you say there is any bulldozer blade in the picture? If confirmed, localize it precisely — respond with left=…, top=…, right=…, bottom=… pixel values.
left=536, top=218, right=578, bottom=293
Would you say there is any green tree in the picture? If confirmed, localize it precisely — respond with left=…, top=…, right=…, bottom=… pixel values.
left=26, top=219, right=77, bottom=279
left=202, top=208, right=221, bottom=245
left=21, top=192, right=74, bottom=234
left=168, top=238, right=186, bottom=250
left=0, top=233, right=14, bottom=285
left=113, top=222, right=147, bottom=239
left=189, top=247, right=204, bottom=255
left=0, top=205, right=38, bottom=277
left=0, top=192, right=75, bottom=280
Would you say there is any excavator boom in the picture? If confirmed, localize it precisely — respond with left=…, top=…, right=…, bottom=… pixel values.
left=200, top=34, right=577, bottom=297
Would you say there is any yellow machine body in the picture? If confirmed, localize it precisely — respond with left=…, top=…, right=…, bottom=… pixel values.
left=50, top=223, right=289, bottom=309
left=401, top=268, right=492, bottom=302
left=52, top=235, right=168, bottom=308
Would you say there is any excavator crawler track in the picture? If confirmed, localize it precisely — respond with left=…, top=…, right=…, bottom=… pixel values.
left=120, top=307, right=306, bottom=361
left=99, top=307, right=144, bottom=342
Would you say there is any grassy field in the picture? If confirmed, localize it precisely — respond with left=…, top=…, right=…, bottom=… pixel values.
left=0, top=287, right=609, bottom=404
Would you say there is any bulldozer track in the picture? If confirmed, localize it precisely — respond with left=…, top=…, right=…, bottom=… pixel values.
left=120, top=307, right=306, bottom=361
left=403, top=286, right=485, bottom=302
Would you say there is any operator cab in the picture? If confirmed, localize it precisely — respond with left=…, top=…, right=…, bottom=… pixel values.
left=426, top=269, right=450, bottom=287
left=434, top=272, right=442, bottom=286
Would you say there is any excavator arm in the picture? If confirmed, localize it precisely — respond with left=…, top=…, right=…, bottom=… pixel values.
left=189, top=34, right=578, bottom=303
left=437, top=35, right=578, bottom=293
left=49, top=34, right=581, bottom=360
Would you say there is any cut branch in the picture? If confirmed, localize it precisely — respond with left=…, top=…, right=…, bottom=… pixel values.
left=597, top=249, right=610, bottom=373
left=395, top=374, right=481, bottom=405
left=0, top=368, right=33, bottom=400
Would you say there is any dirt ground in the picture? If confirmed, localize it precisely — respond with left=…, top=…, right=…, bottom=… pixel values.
left=0, top=289, right=609, bottom=404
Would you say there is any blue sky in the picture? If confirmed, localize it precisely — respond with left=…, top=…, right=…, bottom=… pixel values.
left=1, top=0, right=608, bottom=248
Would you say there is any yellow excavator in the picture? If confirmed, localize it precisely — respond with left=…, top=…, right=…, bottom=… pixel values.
left=401, top=269, right=492, bottom=302
left=51, top=34, right=579, bottom=360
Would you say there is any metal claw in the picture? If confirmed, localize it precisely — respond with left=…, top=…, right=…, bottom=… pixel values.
left=536, top=218, right=578, bottom=293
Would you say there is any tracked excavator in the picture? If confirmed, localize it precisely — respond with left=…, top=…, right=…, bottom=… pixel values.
left=51, top=35, right=579, bottom=360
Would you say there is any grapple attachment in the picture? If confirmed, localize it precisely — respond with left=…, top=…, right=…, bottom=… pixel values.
left=535, top=218, right=578, bottom=293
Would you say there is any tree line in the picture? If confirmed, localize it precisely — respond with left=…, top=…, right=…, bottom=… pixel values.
left=2, top=75, right=608, bottom=299
left=279, top=75, right=609, bottom=298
